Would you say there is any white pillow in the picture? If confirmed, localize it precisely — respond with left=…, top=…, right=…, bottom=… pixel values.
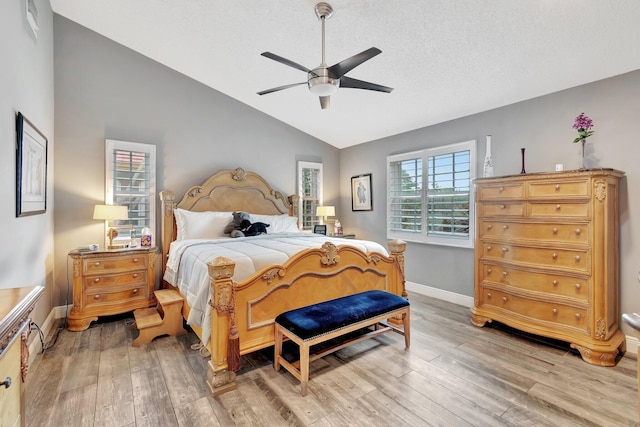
left=174, top=209, right=233, bottom=240
left=249, top=213, right=299, bottom=233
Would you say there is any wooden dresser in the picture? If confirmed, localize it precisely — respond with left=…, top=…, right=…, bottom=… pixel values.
left=68, top=247, right=157, bottom=331
left=0, top=286, right=44, bottom=427
left=471, top=169, right=625, bottom=366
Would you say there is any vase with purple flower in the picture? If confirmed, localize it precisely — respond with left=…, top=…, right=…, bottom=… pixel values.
left=572, top=112, right=594, bottom=169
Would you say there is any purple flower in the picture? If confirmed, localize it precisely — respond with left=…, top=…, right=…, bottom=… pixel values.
left=572, top=112, right=594, bottom=143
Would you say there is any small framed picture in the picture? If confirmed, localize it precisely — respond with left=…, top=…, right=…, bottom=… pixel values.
left=313, top=224, right=327, bottom=235
left=16, top=112, right=48, bottom=216
left=351, top=173, right=372, bottom=211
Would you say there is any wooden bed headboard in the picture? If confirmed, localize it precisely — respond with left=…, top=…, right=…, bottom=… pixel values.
left=159, top=167, right=299, bottom=273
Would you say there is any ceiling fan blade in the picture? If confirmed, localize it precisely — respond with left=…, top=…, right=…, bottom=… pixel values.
left=261, top=52, right=313, bottom=74
left=327, top=47, right=382, bottom=78
left=339, top=76, right=393, bottom=93
left=257, top=82, right=307, bottom=96
left=319, top=96, right=330, bottom=109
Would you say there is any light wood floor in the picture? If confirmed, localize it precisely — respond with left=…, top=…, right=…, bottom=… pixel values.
left=25, top=292, right=639, bottom=426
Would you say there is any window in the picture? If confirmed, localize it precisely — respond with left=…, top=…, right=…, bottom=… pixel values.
left=387, top=140, right=476, bottom=248
left=297, top=161, right=323, bottom=231
left=105, top=140, right=156, bottom=245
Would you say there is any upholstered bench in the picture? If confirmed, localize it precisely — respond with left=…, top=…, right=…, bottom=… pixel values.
left=274, top=290, right=410, bottom=396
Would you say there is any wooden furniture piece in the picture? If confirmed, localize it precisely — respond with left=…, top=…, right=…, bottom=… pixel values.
left=0, top=286, right=44, bottom=427
left=131, top=289, right=187, bottom=346
left=274, top=290, right=410, bottom=396
left=160, top=167, right=407, bottom=396
left=472, top=169, right=625, bottom=366
left=68, top=247, right=157, bottom=331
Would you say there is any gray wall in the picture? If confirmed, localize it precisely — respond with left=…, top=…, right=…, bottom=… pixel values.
left=341, top=70, right=640, bottom=335
left=0, top=0, right=54, bottom=327
left=52, top=16, right=339, bottom=306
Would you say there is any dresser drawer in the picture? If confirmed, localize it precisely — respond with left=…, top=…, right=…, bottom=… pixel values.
left=528, top=179, right=589, bottom=198
left=529, top=202, right=589, bottom=217
left=480, top=243, right=589, bottom=272
left=479, top=287, right=588, bottom=333
left=478, top=220, right=589, bottom=244
left=480, top=262, right=588, bottom=301
left=478, top=202, right=525, bottom=217
left=83, top=254, right=147, bottom=274
left=84, top=286, right=149, bottom=308
left=84, top=271, right=147, bottom=290
left=477, top=183, right=524, bottom=200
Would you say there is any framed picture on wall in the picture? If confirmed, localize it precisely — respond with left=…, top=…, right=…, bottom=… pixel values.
left=16, top=112, right=48, bottom=217
left=351, top=173, right=372, bottom=211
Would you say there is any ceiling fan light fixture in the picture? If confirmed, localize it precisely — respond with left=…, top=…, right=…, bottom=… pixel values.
left=308, top=77, right=339, bottom=96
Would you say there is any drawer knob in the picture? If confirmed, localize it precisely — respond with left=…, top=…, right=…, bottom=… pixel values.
left=132, top=288, right=138, bottom=294
left=501, top=247, right=508, bottom=253
left=552, top=308, right=558, bottom=314
left=500, top=204, right=505, bottom=209
left=575, top=313, right=581, bottom=320
left=132, top=273, right=138, bottom=278
left=502, top=271, right=508, bottom=277
left=487, top=246, right=492, bottom=251
left=552, top=253, right=558, bottom=259
left=555, top=184, right=560, bottom=190
left=487, top=293, right=492, bottom=299
left=502, top=296, right=508, bottom=302
left=487, top=268, right=492, bottom=274
left=552, top=280, right=558, bottom=286
left=575, top=255, right=581, bottom=261
left=94, top=262, right=100, bottom=267
left=575, top=228, right=581, bottom=235
left=132, top=258, right=139, bottom=263
left=502, top=225, right=508, bottom=230
left=487, top=224, right=492, bottom=230
left=0, top=377, right=11, bottom=389
left=575, top=283, right=581, bottom=289
left=552, top=227, right=558, bottom=234
left=93, top=278, right=100, bottom=283
left=555, top=204, right=561, bottom=210
left=499, top=187, right=504, bottom=192
left=94, top=294, right=101, bottom=299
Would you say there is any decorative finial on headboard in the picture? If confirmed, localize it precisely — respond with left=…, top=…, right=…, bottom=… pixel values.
left=232, top=167, right=246, bottom=181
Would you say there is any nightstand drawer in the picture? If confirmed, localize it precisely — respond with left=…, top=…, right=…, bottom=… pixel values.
left=84, top=286, right=149, bottom=308
left=84, top=271, right=147, bottom=289
left=83, top=254, right=147, bottom=274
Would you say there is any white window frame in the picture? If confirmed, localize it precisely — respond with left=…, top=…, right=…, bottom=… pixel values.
left=387, top=139, right=476, bottom=248
left=105, top=139, right=156, bottom=246
left=297, top=161, right=323, bottom=231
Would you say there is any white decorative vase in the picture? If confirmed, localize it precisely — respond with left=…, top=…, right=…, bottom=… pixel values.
left=483, top=135, right=494, bottom=177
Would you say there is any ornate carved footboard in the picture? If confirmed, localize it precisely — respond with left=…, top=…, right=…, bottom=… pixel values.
left=206, top=239, right=406, bottom=395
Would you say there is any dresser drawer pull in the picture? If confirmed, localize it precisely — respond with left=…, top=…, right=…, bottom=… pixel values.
left=500, top=204, right=506, bottom=209
left=132, top=273, right=139, bottom=278
left=556, top=204, right=561, bottom=210
left=552, top=308, right=558, bottom=314
left=552, top=253, right=558, bottom=259
left=132, top=288, right=138, bottom=294
left=575, top=313, right=581, bottom=320
left=132, top=258, right=139, bottom=263
left=487, top=293, right=492, bottom=299
left=555, top=184, right=560, bottom=190
left=502, top=271, right=508, bottom=277
left=501, top=247, right=508, bottom=253
left=502, top=225, right=509, bottom=230
left=502, top=296, right=508, bottom=302
left=575, top=283, right=581, bottom=289
left=552, top=227, right=558, bottom=234
left=575, top=228, right=581, bottom=235
left=575, top=255, right=581, bottom=261
left=94, top=278, right=100, bottom=283
left=552, top=280, right=558, bottom=286
left=487, top=268, right=492, bottom=274
left=499, top=187, right=504, bottom=192
left=487, top=224, right=492, bottom=230
left=487, top=246, right=492, bottom=251
left=0, top=377, right=11, bottom=389
left=94, top=262, right=101, bottom=267
left=94, top=294, right=101, bottom=300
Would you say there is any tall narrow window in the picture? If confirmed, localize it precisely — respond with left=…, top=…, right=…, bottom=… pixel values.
left=297, top=161, right=323, bottom=231
left=105, top=140, right=156, bottom=245
left=387, top=140, right=476, bottom=248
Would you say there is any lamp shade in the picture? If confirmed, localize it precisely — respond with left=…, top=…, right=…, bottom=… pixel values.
left=316, top=206, right=335, bottom=217
left=93, top=204, right=128, bottom=221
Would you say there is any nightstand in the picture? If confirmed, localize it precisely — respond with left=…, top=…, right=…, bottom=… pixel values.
left=67, top=247, right=157, bottom=331
left=330, top=234, right=356, bottom=239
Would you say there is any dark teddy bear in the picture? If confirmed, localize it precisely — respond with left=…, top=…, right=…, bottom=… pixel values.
left=223, top=211, right=250, bottom=238
left=238, top=219, right=270, bottom=237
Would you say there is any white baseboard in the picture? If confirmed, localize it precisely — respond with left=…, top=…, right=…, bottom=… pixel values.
left=405, top=281, right=638, bottom=356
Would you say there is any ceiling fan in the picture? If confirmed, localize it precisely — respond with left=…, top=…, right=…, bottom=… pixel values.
left=257, top=2, right=393, bottom=109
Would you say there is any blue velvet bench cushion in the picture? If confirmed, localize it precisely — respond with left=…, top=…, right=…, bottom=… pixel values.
left=274, top=290, right=410, bottom=341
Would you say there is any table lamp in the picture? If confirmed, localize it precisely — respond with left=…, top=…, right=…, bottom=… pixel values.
left=93, top=204, right=129, bottom=249
left=316, top=205, right=335, bottom=225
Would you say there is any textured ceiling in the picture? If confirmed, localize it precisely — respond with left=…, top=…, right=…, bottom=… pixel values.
left=50, top=0, right=640, bottom=149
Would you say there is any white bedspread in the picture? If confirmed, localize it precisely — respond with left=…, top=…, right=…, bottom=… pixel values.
left=163, top=233, right=388, bottom=345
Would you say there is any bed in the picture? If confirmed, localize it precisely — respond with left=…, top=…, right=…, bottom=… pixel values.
left=159, top=167, right=407, bottom=395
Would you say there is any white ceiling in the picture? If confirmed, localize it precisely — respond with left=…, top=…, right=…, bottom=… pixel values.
left=50, top=0, right=640, bottom=149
